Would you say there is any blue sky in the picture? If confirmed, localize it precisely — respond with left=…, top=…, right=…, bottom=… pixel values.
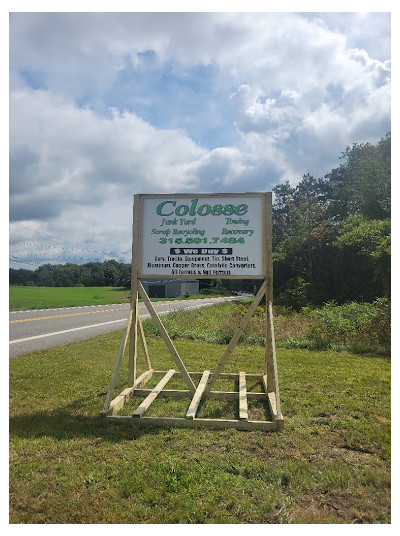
left=9, top=9, right=391, bottom=268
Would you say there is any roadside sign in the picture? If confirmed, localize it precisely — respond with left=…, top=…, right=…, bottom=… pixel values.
left=137, top=193, right=268, bottom=278
left=102, top=190, right=283, bottom=433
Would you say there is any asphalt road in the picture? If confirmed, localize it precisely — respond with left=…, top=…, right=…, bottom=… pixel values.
left=9, top=296, right=239, bottom=358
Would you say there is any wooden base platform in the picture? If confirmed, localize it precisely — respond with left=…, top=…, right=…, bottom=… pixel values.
left=101, top=369, right=284, bottom=432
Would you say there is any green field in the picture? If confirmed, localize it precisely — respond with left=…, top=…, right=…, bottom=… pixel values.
left=9, top=285, right=131, bottom=310
left=10, top=324, right=390, bottom=523
left=9, top=285, right=223, bottom=311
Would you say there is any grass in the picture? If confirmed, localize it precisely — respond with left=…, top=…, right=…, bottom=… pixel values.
left=9, top=285, right=224, bottom=311
left=10, top=326, right=390, bottom=523
left=9, top=286, right=131, bottom=310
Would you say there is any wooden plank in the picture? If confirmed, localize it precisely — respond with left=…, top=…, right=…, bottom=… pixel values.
left=265, top=297, right=274, bottom=389
left=103, top=369, right=154, bottom=416
left=239, top=371, right=248, bottom=421
left=132, top=369, right=175, bottom=418
left=135, top=194, right=144, bottom=285
left=108, top=415, right=279, bottom=432
left=186, top=370, right=210, bottom=419
left=134, top=388, right=191, bottom=398
left=263, top=374, right=276, bottom=420
left=267, top=301, right=283, bottom=419
left=263, top=375, right=284, bottom=429
left=204, top=280, right=267, bottom=395
left=137, top=192, right=266, bottom=200
left=268, top=392, right=277, bottom=419
left=133, top=389, right=268, bottom=401
left=265, top=193, right=273, bottom=295
left=151, top=371, right=264, bottom=379
left=137, top=274, right=266, bottom=280
left=138, top=282, right=196, bottom=394
left=101, top=309, right=133, bottom=414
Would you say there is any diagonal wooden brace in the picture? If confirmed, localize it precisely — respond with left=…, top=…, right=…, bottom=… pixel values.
left=138, top=281, right=196, bottom=394
left=203, top=280, right=267, bottom=396
left=102, top=309, right=133, bottom=413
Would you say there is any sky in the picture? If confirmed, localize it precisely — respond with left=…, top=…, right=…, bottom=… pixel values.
left=8, top=9, right=391, bottom=269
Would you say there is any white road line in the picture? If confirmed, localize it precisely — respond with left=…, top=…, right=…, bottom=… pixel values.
left=9, top=319, right=127, bottom=344
left=9, top=314, right=153, bottom=345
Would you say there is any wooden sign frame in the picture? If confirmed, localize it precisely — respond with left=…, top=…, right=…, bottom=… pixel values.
left=101, top=192, right=283, bottom=432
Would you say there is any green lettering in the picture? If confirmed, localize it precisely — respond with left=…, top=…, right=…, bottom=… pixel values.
left=156, top=200, right=176, bottom=216
left=198, top=204, right=212, bottom=216
left=212, top=204, right=223, bottom=215
left=234, top=203, right=248, bottom=216
left=223, top=204, right=235, bottom=216
left=189, top=198, right=199, bottom=216
left=176, top=204, right=189, bottom=216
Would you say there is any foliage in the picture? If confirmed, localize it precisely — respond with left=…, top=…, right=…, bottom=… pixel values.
left=302, top=299, right=390, bottom=353
left=273, top=133, right=390, bottom=305
left=144, top=300, right=390, bottom=356
left=327, top=132, right=391, bottom=221
left=9, top=260, right=131, bottom=288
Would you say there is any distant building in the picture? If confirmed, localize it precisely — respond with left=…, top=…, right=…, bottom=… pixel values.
left=140, top=279, right=199, bottom=298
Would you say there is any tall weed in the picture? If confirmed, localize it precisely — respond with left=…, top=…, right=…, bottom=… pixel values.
left=303, top=299, right=390, bottom=353
left=143, top=299, right=390, bottom=355
left=220, top=299, right=390, bottom=355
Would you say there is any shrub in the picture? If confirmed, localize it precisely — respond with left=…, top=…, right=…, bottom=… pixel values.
left=305, top=299, right=390, bottom=352
left=222, top=299, right=390, bottom=354
left=142, top=299, right=390, bottom=355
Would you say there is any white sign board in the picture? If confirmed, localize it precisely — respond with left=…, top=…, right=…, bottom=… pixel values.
left=137, top=193, right=268, bottom=279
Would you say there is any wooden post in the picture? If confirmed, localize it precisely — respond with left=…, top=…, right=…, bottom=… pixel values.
left=267, top=301, right=282, bottom=418
left=128, top=197, right=139, bottom=387
left=128, top=286, right=138, bottom=387
left=264, top=192, right=273, bottom=385
left=265, top=298, right=275, bottom=391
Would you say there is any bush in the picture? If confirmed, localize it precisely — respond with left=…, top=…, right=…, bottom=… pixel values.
left=142, top=299, right=390, bottom=355
left=304, top=299, right=390, bottom=352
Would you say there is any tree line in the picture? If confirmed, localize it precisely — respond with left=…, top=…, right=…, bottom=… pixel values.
left=9, top=260, right=131, bottom=288
left=10, top=133, right=390, bottom=306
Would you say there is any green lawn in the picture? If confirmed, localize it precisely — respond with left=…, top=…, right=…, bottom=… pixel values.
left=9, top=285, right=225, bottom=311
left=9, top=286, right=131, bottom=310
left=10, top=330, right=390, bottom=523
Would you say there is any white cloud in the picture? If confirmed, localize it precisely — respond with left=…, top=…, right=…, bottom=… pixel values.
left=9, top=12, right=391, bottom=267
left=230, top=85, right=301, bottom=134
left=10, top=88, right=209, bottom=259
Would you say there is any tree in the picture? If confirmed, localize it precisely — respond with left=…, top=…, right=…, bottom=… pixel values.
left=273, top=174, right=332, bottom=304
left=327, top=132, right=391, bottom=221
left=334, top=215, right=390, bottom=298
left=272, top=133, right=391, bottom=305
